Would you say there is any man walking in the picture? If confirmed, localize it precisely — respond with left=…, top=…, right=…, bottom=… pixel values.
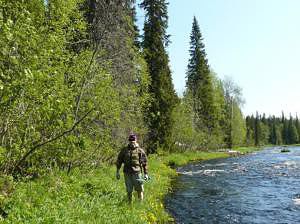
left=116, top=134, right=149, bottom=202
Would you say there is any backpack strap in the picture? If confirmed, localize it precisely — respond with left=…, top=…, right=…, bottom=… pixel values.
left=138, top=147, right=148, bottom=174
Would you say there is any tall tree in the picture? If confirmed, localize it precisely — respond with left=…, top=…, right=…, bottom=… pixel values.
left=246, top=115, right=255, bottom=145
left=295, top=115, right=300, bottom=143
left=282, top=117, right=289, bottom=144
left=82, top=0, right=151, bottom=147
left=269, top=116, right=277, bottom=145
left=254, top=112, right=261, bottom=146
left=287, top=115, right=298, bottom=144
left=210, top=72, right=227, bottom=146
left=141, top=0, right=177, bottom=153
left=222, top=76, right=245, bottom=148
left=186, top=17, right=217, bottom=134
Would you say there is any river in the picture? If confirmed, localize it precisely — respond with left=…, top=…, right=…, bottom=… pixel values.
left=165, top=147, right=300, bottom=224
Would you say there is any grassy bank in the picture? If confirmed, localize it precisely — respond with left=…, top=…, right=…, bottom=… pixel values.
left=233, top=146, right=261, bottom=154
left=1, top=150, right=254, bottom=223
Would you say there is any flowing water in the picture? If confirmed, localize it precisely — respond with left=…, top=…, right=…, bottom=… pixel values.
left=165, top=147, right=300, bottom=224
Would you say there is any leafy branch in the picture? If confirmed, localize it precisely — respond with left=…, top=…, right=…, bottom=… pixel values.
left=12, top=108, right=94, bottom=174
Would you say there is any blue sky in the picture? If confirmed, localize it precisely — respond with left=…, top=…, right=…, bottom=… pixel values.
left=137, top=0, right=300, bottom=117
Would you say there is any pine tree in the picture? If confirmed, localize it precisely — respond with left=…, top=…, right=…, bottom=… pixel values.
left=281, top=111, right=285, bottom=123
left=261, top=113, right=267, bottom=125
left=282, top=118, right=289, bottom=144
left=254, top=112, right=261, bottom=146
left=295, top=115, right=300, bottom=143
left=275, top=124, right=283, bottom=145
left=81, top=0, right=152, bottom=148
left=269, top=116, right=277, bottom=144
left=141, top=0, right=178, bottom=153
left=129, top=1, right=141, bottom=48
left=246, top=115, right=255, bottom=145
left=288, top=115, right=298, bottom=144
left=186, top=16, right=217, bottom=133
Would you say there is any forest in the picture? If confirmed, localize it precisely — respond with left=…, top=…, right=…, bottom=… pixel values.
left=0, top=0, right=298, bottom=223
left=0, top=0, right=245, bottom=177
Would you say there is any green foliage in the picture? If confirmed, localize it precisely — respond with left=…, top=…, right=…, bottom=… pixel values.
left=222, top=76, right=246, bottom=148
left=2, top=159, right=173, bottom=223
left=160, top=151, right=229, bottom=167
left=1, top=0, right=290, bottom=222
left=0, top=1, right=267, bottom=223
left=183, top=17, right=247, bottom=150
left=231, top=104, right=246, bottom=146
left=186, top=17, right=218, bottom=134
left=2, top=151, right=234, bottom=223
left=287, top=116, right=299, bottom=144
left=246, top=113, right=300, bottom=146
left=0, top=175, right=14, bottom=212
left=246, top=116, right=255, bottom=146
left=82, top=0, right=151, bottom=149
left=169, top=96, right=205, bottom=152
left=0, top=0, right=129, bottom=174
left=141, top=0, right=178, bottom=153
left=233, top=146, right=260, bottom=154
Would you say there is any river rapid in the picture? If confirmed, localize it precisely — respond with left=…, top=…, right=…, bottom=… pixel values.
left=165, top=147, right=300, bottom=224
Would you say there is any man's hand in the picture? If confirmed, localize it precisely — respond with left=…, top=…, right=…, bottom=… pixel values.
left=144, top=174, right=150, bottom=181
left=116, top=170, right=120, bottom=180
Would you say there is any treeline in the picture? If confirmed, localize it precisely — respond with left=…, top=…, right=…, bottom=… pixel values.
left=0, top=0, right=252, bottom=177
left=0, top=0, right=248, bottom=176
left=0, top=0, right=182, bottom=176
left=246, top=113, right=300, bottom=146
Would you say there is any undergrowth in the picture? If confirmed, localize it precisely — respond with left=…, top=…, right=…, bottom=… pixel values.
left=1, top=150, right=252, bottom=223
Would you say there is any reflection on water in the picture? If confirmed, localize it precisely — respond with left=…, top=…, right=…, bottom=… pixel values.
left=165, top=147, right=300, bottom=224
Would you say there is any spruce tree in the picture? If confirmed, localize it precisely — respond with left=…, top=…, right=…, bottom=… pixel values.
left=141, top=0, right=177, bottom=153
left=288, top=115, right=298, bottom=144
left=282, top=118, right=289, bottom=144
left=129, top=1, right=141, bottom=48
left=246, top=115, right=255, bottom=145
left=254, top=112, right=261, bottom=146
left=269, top=116, right=277, bottom=145
left=275, top=125, right=283, bottom=145
left=295, top=115, right=300, bottom=143
left=81, top=0, right=152, bottom=148
left=186, top=17, right=217, bottom=133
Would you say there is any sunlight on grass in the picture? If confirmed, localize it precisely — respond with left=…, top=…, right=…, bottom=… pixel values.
left=2, top=150, right=256, bottom=223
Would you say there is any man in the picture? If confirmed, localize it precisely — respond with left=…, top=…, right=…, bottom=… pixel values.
left=116, top=134, right=149, bottom=202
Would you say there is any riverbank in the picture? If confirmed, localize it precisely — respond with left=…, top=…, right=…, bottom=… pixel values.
left=166, top=146, right=300, bottom=223
left=1, top=149, right=257, bottom=223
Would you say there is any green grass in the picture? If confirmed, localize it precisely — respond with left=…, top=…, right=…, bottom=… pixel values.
left=1, top=149, right=256, bottom=223
left=2, top=166, right=171, bottom=224
left=233, top=146, right=261, bottom=154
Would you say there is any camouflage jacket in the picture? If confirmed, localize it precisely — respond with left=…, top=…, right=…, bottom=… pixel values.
left=116, top=142, right=148, bottom=174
